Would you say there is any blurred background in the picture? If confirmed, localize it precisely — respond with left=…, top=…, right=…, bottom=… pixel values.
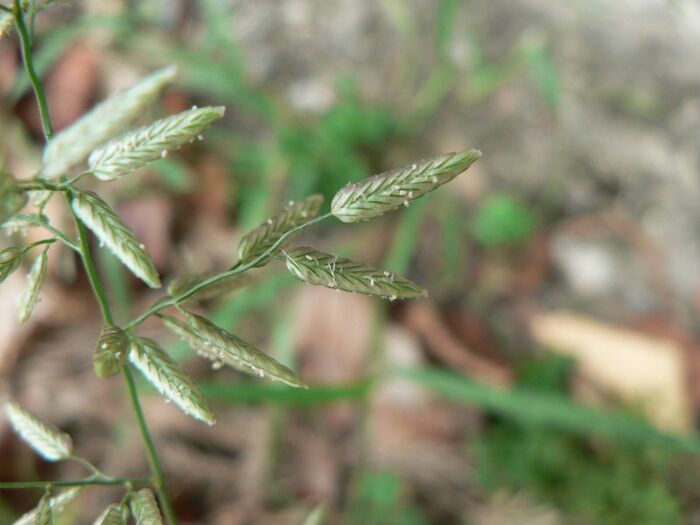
left=2, top=0, right=700, bottom=523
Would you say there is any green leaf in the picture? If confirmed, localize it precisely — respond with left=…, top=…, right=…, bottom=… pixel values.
left=160, top=312, right=305, bottom=388
left=237, top=194, right=323, bottom=266
left=93, top=324, right=129, bottom=378
left=88, top=106, right=225, bottom=181
left=129, top=337, right=215, bottom=425
left=12, top=487, right=81, bottom=525
left=284, top=247, right=427, bottom=300
left=0, top=246, right=23, bottom=284
left=41, top=66, right=177, bottom=179
left=71, top=191, right=161, bottom=288
left=18, top=248, right=48, bottom=323
left=331, top=149, right=480, bottom=222
left=4, top=402, right=73, bottom=461
left=130, top=489, right=163, bottom=525
left=167, top=272, right=250, bottom=304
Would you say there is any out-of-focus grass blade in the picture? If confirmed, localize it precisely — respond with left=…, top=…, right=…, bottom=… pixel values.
left=199, top=380, right=372, bottom=407
left=383, top=197, right=428, bottom=275
left=400, top=367, right=700, bottom=453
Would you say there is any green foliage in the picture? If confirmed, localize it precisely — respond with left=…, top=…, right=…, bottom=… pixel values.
left=471, top=194, right=537, bottom=247
left=349, top=471, right=427, bottom=525
left=475, top=355, right=685, bottom=524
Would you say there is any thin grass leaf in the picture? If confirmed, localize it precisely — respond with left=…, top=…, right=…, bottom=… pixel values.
left=303, top=502, right=327, bottom=525
left=93, top=324, right=129, bottom=378
left=331, top=149, right=481, bottom=222
left=0, top=246, right=23, bottom=283
left=284, top=247, right=427, bottom=300
left=71, top=191, right=161, bottom=288
left=237, top=195, right=323, bottom=265
left=160, top=312, right=305, bottom=388
left=129, top=337, right=215, bottom=425
left=130, top=489, right=163, bottom=525
left=4, top=402, right=72, bottom=460
left=18, top=248, right=48, bottom=323
left=93, top=504, right=124, bottom=525
left=34, top=489, right=52, bottom=525
left=167, top=272, right=250, bottom=303
left=12, top=487, right=81, bottom=525
left=41, top=66, right=177, bottom=179
left=88, top=106, right=225, bottom=181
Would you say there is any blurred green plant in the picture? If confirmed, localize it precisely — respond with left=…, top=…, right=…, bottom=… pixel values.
left=475, top=355, right=685, bottom=524
left=471, top=194, right=537, bottom=247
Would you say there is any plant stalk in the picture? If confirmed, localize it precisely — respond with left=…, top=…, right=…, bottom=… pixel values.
left=0, top=478, right=150, bottom=489
left=12, top=5, right=179, bottom=523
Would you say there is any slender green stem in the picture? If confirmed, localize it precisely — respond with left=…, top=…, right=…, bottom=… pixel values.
left=13, top=0, right=52, bottom=139
left=123, top=366, right=179, bottom=525
left=0, top=478, right=150, bottom=489
left=12, top=214, right=80, bottom=252
left=13, top=5, right=178, bottom=522
left=126, top=212, right=333, bottom=329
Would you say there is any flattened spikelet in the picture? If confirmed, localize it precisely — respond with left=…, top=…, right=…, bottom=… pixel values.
left=285, top=247, right=427, bottom=300
left=18, top=248, right=48, bottom=323
left=303, top=503, right=327, bottom=525
left=129, top=337, right=215, bottom=425
left=72, top=191, right=161, bottom=288
left=12, top=488, right=81, bottom=525
left=34, top=490, right=52, bottom=525
left=160, top=312, right=305, bottom=388
left=130, top=489, right=163, bottom=525
left=41, top=66, right=177, bottom=179
left=0, top=246, right=23, bottom=283
left=88, top=106, right=225, bottom=180
left=237, top=195, right=323, bottom=265
left=331, top=149, right=481, bottom=222
left=93, top=324, right=129, bottom=378
left=4, top=402, right=73, bottom=461
left=93, top=504, right=124, bottom=525
left=167, top=272, right=250, bottom=303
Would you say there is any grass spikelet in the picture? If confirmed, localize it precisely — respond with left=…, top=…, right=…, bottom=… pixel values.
left=88, top=106, right=225, bottom=181
left=130, top=489, right=163, bottom=525
left=34, top=490, right=52, bottom=525
left=0, top=246, right=23, bottom=283
left=237, top=194, right=324, bottom=265
left=284, top=246, right=427, bottom=300
left=4, top=402, right=73, bottom=461
left=93, top=504, right=124, bottom=525
left=71, top=191, right=161, bottom=288
left=331, top=149, right=481, bottom=222
left=18, top=248, right=48, bottom=323
left=160, top=312, right=305, bottom=388
left=12, top=487, right=82, bottom=525
left=41, top=66, right=177, bottom=179
left=129, top=337, right=215, bottom=425
left=93, top=324, right=129, bottom=378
